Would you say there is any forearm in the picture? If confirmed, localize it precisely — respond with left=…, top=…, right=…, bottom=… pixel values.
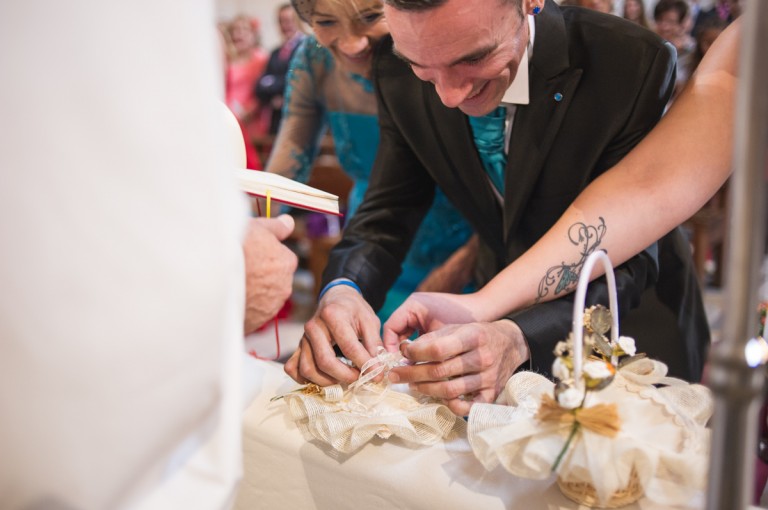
left=473, top=22, right=738, bottom=320
left=322, top=180, right=435, bottom=310
left=264, top=112, right=323, bottom=181
left=508, top=250, right=656, bottom=375
left=415, top=233, right=478, bottom=293
left=265, top=38, right=326, bottom=181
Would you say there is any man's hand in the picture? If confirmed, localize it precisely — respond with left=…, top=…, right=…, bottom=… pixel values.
left=243, top=215, right=298, bottom=334
left=389, top=320, right=529, bottom=416
left=382, top=292, right=486, bottom=352
left=284, top=284, right=382, bottom=386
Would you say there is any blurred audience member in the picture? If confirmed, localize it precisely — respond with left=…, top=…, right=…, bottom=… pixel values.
left=256, top=4, right=305, bottom=135
left=623, top=0, right=650, bottom=28
left=685, top=0, right=703, bottom=34
left=654, top=0, right=695, bottom=96
left=691, top=18, right=727, bottom=72
left=225, top=15, right=268, bottom=168
left=693, top=0, right=741, bottom=37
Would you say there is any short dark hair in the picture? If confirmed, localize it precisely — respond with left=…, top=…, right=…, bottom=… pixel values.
left=383, top=0, right=448, bottom=9
left=384, top=0, right=523, bottom=16
left=653, top=0, right=688, bottom=23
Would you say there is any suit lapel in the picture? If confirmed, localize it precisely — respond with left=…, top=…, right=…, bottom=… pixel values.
left=503, top=0, right=582, bottom=241
left=424, top=83, right=506, bottom=252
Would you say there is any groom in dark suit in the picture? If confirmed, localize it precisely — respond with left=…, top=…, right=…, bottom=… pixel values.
left=285, top=0, right=709, bottom=415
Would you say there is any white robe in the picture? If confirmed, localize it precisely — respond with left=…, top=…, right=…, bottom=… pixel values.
left=0, top=1, right=248, bottom=509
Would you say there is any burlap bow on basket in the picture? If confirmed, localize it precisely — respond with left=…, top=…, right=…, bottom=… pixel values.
left=467, top=251, right=713, bottom=508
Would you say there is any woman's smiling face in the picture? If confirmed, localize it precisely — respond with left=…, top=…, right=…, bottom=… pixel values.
left=310, top=0, right=389, bottom=78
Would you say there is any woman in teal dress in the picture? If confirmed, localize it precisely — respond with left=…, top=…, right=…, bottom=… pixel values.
left=265, top=0, right=475, bottom=320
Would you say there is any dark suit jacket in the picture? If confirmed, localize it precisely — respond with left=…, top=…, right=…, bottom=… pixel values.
left=322, top=1, right=710, bottom=381
left=255, top=35, right=304, bottom=134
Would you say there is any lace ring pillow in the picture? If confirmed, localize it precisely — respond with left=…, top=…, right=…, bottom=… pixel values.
left=275, top=347, right=463, bottom=455
left=468, top=251, right=713, bottom=508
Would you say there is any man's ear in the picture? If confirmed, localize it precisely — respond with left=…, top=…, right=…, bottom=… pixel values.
left=523, top=0, right=543, bottom=15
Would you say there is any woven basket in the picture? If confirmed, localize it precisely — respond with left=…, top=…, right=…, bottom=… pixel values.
left=556, top=251, right=644, bottom=507
left=558, top=468, right=643, bottom=508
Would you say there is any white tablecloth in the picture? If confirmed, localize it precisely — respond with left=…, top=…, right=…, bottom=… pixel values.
left=234, top=358, right=699, bottom=510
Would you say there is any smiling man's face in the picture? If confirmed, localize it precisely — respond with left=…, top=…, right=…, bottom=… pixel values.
left=386, top=0, right=529, bottom=116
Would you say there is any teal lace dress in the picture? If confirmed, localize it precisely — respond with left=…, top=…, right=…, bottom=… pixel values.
left=266, top=36, right=473, bottom=320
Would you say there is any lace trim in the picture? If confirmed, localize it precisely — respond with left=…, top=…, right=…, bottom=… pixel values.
left=280, top=349, right=464, bottom=454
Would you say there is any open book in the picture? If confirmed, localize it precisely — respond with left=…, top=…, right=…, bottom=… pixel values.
left=235, top=169, right=340, bottom=216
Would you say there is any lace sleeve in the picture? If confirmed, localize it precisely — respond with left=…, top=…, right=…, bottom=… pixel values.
left=265, top=36, right=330, bottom=184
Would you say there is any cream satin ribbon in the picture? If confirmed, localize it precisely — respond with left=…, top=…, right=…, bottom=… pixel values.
left=347, top=347, right=406, bottom=413
left=271, top=347, right=406, bottom=409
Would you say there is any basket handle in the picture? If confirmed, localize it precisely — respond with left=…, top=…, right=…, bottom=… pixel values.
left=571, top=250, right=620, bottom=381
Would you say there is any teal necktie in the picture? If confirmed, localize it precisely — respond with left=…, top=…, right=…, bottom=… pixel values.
left=468, top=105, right=507, bottom=195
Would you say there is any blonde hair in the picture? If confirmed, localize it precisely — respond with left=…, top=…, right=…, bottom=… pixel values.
left=292, top=0, right=381, bottom=23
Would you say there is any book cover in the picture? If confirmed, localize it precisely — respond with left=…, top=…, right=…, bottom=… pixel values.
left=235, top=169, right=340, bottom=216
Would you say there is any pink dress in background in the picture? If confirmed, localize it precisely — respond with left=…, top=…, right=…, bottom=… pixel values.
left=226, top=48, right=268, bottom=169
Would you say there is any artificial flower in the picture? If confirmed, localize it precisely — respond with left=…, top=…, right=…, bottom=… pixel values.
left=616, top=335, right=637, bottom=356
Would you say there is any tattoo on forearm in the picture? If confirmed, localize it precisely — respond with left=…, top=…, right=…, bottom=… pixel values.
left=535, top=217, right=607, bottom=303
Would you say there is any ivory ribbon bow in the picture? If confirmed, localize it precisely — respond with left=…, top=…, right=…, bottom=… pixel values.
left=347, top=347, right=406, bottom=412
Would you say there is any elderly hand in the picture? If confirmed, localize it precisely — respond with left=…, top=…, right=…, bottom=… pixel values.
left=284, top=284, right=382, bottom=386
left=389, top=320, right=529, bottom=416
left=242, top=215, right=298, bottom=334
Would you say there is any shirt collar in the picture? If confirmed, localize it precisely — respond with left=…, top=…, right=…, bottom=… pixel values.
left=501, top=15, right=535, bottom=105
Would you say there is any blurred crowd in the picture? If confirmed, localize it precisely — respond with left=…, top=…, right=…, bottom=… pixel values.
left=218, top=3, right=305, bottom=169
left=564, top=0, right=740, bottom=96
left=218, top=0, right=740, bottom=171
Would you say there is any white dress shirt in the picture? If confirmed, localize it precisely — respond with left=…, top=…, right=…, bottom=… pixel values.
left=485, top=15, right=535, bottom=204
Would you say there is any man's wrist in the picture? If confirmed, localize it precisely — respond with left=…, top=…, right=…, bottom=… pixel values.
left=318, top=278, right=362, bottom=301
left=495, top=319, right=531, bottom=365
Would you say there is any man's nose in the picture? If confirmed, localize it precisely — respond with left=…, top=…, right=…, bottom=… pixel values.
left=432, top=70, right=473, bottom=108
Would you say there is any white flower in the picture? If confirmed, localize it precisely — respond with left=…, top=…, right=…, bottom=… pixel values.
left=617, top=336, right=637, bottom=356
left=552, top=357, right=570, bottom=381
left=583, top=360, right=613, bottom=380
left=557, top=386, right=584, bottom=409
left=554, top=341, right=568, bottom=357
